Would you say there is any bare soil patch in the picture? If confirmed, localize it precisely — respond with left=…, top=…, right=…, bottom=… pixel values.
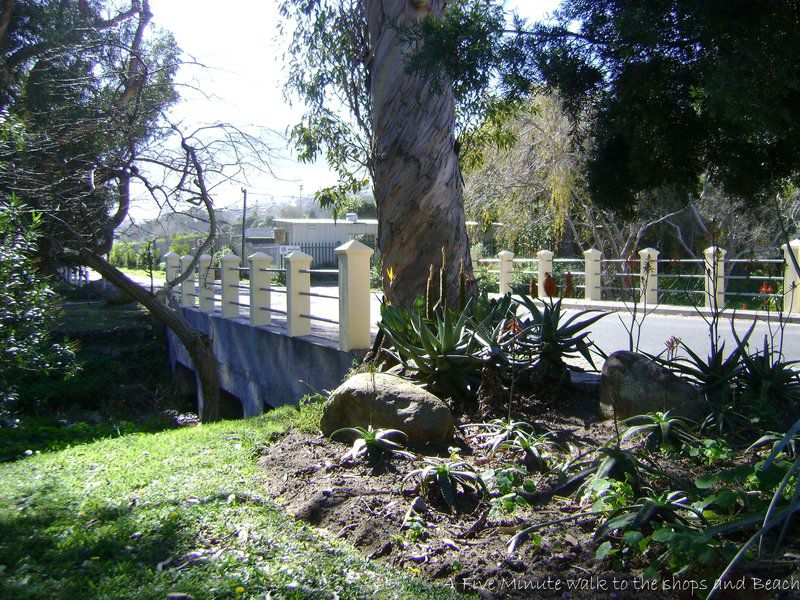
left=256, top=392, right=796, bottom=599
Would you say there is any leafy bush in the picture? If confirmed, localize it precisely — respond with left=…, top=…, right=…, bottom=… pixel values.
left=1, top=196, right=76, bottom=415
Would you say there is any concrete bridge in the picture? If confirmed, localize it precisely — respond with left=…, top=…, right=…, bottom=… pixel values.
left=161, top=240, right=800, bottom=417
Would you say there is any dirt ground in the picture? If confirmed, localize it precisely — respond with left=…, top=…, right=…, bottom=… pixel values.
left=257, top=391, right=798, bottom=599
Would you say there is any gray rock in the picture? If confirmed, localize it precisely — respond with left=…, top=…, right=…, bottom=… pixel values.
left=599, top=351, right=704, bottom=421
left=320, top=373, right=454, bottom=447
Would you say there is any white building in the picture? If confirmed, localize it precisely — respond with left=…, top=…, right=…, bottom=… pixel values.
left=274, top=215, right=378, bottom=265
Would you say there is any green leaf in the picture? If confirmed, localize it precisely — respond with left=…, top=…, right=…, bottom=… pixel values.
left=595, top=541, right=615, bottom=560
left=651, top=527, right=676, bottom=543
left=714, top=489, right=738, bottom=510
left=623, top=530, right=644, bottom=547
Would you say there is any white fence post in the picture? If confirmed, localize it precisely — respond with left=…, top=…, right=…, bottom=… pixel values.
left=336, top=240, right=374, bottom=351
left=286, top=250, right=312, bottom=337
left=638, top=248, right=659, bottom=305
left=180, top=255, right=194, bottom=308
left=584, top=249, right=602, bottom=301
left=164, top=252, right=180, bottom=302
left=249, top=252, right=273, bottom=327
left=498, top=250, right=514, bottom=295
left=537, top=250, right=554, bottom=298
left=197, top=255, right=215, bottom=313
left=220, top=254, right=240, bottom=319
left=703, top=246, right=726, bottom=310
left=782, top=239, right=800, bottom=314
left=470, top=247, right=479, bottom=268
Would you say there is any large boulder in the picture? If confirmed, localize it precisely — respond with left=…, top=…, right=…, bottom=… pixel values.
left=600, top=351, right=704, bottom=421
left=320, top=373, right=455, bottom=447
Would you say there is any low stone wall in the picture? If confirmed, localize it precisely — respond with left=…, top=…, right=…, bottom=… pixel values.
left=168, top=308, right=365, bottom=417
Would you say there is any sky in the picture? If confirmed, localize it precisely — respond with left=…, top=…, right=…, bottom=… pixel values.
left=131, top=0, right=561, bottom=220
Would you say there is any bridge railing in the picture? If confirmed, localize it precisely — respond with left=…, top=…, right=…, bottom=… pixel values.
left=164, top=239, right=374, bottom=352
left=58, top=266, right=90, bottom=286
left=485, top=239, right=800, bottom=314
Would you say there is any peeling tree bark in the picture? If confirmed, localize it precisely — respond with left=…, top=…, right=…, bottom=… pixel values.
left=366, top=0, right=474, bottom=308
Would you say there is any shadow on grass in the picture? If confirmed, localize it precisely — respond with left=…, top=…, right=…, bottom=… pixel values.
left=0, top=418, right=176, bottom=463
left=0, top=489, right=191, bottom=599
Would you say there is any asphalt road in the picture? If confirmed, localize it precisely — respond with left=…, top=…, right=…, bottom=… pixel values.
left=582, top=311, right=800, bottom=362
left=111, top=271, right=800, bottom=362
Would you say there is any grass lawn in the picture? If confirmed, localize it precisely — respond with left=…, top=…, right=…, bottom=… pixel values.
left=57, top=301, right=154, bottom=334
left=0, top=401, right=459, bottom=599
left=3, top=301, right=180, bottom=462
left=117, top=267, right=166, bottom=281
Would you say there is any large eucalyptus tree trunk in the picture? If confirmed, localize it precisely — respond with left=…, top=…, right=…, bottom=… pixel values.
left=366, top=0, right=474, bottom=308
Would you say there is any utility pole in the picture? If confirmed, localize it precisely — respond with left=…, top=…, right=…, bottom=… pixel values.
left=240, top=187, right=247, bottom=267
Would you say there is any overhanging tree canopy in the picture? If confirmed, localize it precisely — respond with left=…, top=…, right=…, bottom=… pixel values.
left=406, top=0, right=800, bottom=212
left=0, top=0, right=272, bottom=422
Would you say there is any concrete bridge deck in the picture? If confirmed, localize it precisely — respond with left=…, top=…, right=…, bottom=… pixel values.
left=119, top=272, right=800, bottom=416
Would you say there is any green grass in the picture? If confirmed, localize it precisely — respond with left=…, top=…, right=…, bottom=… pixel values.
left=0, top=402, right=459, bottom=599
left=117, top=267, right=166, bottom=281
left=57, top=301, right=153, bottom=335
left=5, top=302, right=179, bottom=461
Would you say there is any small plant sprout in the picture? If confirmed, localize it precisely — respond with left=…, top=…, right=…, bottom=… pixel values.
left=569, top=445, right=664, bottom=504
left=594, top=490, right=707, bottom=543
left=464, top=418, right=533, bottom=454
left=482, top=465, right=535, bottom=516
left=329, top=426, right=411, bottom=462
left=495, top=429, right=561, bottom=472
left=401, top=458, right=487, bottom=509
left=619, top=411, right=699, bottom=452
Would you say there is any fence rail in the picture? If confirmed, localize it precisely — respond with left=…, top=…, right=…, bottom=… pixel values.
left=63, top=239, right=800, bottom=347
left=470, top=241, right=800, bottom=313
left=164, top=241, right=374, bottom=352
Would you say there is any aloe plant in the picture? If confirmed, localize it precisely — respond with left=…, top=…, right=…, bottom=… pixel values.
left=330, top=425, right=412, bottom=462
left=514, top=296, right=606, bottom=391
left=401, top=458, right=487, bottom=509
left=501, top=429, right=560, bottom=472
left=620, top=411, right=699, bottom=451
left=379, top=301, right=484, bottom=402
left=464, top=418, right=532, bottom=454
left=737, top=335, right=800, bottom=427
left=594, top=490, right=707, bottom=542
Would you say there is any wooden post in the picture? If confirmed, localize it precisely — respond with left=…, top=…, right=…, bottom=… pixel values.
left=584, top=249, right=602, bottom=301
left=197, top=255, right=215, bottom=313
left=180, top=255, right=194, bottom=308
left=537, top=250, right=554, bottom=298
left=638, top=248, right=659, bottom=305
left=498, top=250, right=514, bottom=295
left=703, top=246, right=726, bottom=310
left=164, top=252, right=180, bottom=302
left=782, top=239, right=800, bottom=314
left=220, top=254, right=240, bottom=319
